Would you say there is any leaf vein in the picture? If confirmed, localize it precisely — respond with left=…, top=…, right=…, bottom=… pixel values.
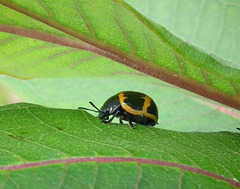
left=178, top=169, right=184, bottom=189
left=38, top=0, right=53, bottom=19
left=91, top=162, right=98, bottom=189
left=144, top=31, right=155, bottom=62
left=114, top=4, right=136, bottom=54
left=0, top=35, right=19, bottom=45
left=0, top=147, right=27, bottom=163
left=0, top=170, right=10, bottom=189
left=57, top=164, right=69, bottom=189
left=74, top=0, right=95, bottom=37
left=0, top=129, right=71, bottom=158
left=135, top=163, right=142, bottom=189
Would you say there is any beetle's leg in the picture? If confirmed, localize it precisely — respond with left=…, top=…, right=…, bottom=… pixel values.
left=101, top=110, right=120, bottom=124
left=128, top=120, right=135, bottom=129
left=126, top=113, right=135, bottom=129
left=102, top=115, right=115, bottom=123
left=119, top=119, right=123, bottom=124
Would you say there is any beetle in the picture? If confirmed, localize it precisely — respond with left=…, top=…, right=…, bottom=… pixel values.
left=78, top=91, right=158, bottom=129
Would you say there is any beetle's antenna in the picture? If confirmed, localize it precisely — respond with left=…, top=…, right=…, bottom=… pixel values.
left=89, top=101, right=101, bottom=112
left=78, top=101, right=101, bottom=113
left=78, top=107, right=99, bottom=113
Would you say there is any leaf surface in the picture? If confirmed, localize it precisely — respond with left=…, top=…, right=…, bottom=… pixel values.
left=0, top=103, right=239, bottom=188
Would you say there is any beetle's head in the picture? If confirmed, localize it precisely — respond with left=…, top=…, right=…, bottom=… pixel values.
left=98, top=110, right=109, bottom=121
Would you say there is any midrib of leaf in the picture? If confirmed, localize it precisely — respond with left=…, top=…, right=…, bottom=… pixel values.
left=0, top=157, right=239, bottom=187
left=0, top=0, right=240, bottom=109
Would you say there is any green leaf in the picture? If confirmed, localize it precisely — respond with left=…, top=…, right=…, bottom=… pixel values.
left=126, top=0, right=240, bottom=65
left=0, top=0, right=239, bottom=109
left=0, top=103, right=239, bottom=188
left=1, top=1, right=240, bottom=187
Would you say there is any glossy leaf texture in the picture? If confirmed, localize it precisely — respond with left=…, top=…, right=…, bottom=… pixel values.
left=0, top=0, right=240, bottom=109
left=0, top=103, right=239, bottom=188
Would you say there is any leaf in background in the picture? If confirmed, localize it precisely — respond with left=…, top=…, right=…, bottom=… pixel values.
left=126, top=0, right=240, bottom=65
left=0, top=81, right=23, bottom=106
left=0, top=0, right=240, bottom=109
left=0, top=83, right=9, bottom=105
left=0, top=103, right=239, bottom=188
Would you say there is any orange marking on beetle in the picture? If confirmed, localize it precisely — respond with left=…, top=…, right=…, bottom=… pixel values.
left=118, top=92, right=158, bottom=122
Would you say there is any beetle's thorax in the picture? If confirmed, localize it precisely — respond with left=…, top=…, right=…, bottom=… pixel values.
left=99, top=93, right=121, bottom=120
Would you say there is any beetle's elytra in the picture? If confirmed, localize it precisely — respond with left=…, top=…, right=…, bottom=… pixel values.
left=78, top=91, right=158, bottom=129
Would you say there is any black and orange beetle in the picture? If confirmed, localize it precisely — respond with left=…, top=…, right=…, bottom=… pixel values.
left=78, top=91, right=158, bottom=128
